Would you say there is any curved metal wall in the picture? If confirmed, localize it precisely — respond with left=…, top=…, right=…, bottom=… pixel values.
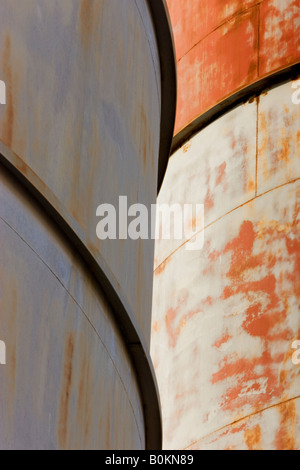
left=151, top=0, right=300, bottom=451
left=0, top=0, right=161, bottom=340
left=167, top=0, right=300, bottom=137
left=0, top=166, right=146, bottom=449
left=0, top=0, right=176, bottom=450
left=152, top=79, right=300, bottom=450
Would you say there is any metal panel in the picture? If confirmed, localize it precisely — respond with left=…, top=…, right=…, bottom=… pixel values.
left=258, top=80, right=300, bottom=194
left=0, top=0, right=177, bottom=450
left=152, top=181, right=300, bottom=449
left=154, top=101, right=257, bottom=270
left=151, top=82, right=300, bottom=449
left=187, top=398, right=300, bottom=450
left=167, top=0, right=260, bottom=61
left=259, top=0, right=300, bottom=76
left=175, top=7, right=259, bottom=134
left=0, top=168, right=145, bottom=450
left=0, top=0, right=160, bottom=340
left=166, top=0, right=300, bottom=135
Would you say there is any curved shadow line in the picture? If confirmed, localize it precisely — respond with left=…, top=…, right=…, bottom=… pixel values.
left=147, top=0, right=177, bottom=193
left=172, top=62, right=300, bottom=155
left=0, top=142, right=162, bottom=450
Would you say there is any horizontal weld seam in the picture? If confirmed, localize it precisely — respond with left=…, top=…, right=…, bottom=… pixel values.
left=0, top=215, right=144, bottom=447
left=183, top=394, right=300, bottom=450
left=154, top=176, right=300, bottom=274
left=177, top=2, right=263, bottom=64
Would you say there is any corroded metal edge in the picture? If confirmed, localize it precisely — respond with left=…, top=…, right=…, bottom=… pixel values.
left=147, top=0, right=177, bottom=193
left=0, top=142, right=162, bottom=450
left=171, top=62, right=300, bottom=155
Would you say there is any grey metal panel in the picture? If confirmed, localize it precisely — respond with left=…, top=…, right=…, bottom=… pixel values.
left=0, top=0, right=160, bottom=341
left=0, top=150, right=162, bottom=449
left=0, top=167, right=145, bottom=450
left=0, top=0, right=177, bottom=450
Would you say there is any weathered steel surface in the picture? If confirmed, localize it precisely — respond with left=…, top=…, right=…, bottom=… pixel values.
left=166, top=0, right=300, bottom=134
left=0, top=167, right=145, bottom=449
left=259, top=0, right=300, bottom=76
left=257, top=79, right=300, bottom=193
left=167, top=0, right=261, bottom=62
left=0, top=0, right=177, bottom=450
left=151, top=81, right=300, bottom=449
left=187, top=398, right=300, bottom=450
left=0, top=0, right=160, bottom=341
left=154, top=100, right=257, bottom=270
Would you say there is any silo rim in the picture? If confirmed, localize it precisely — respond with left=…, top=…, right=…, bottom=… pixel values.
left=147, top=0, right=177, bottom=194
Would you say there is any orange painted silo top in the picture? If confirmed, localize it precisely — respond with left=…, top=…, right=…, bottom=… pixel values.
left=167, top=0, right=300, bottom=136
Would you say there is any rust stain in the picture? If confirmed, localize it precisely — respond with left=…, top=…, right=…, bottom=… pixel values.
left=259, top=0, right=300, bottom=76
left=171, top=0, right=300, bottom=134
left=76, top=334, right=92, bottom=447
left=165, top=289, right=201, bottom=348
left=258, top=108, right=267, bottom=160
left=248, top=178, right=255, bottom=192
left=244, top=424, right=262, bottom=450
left=106, top=401, right=111, bottom=449
left=275, top=400, right=296, bottom=450
left=204, top=192, right=214, bottom=211
left=133, top=102, right=150, bottom=173
left=280, top=138, right=290, bottom=164
left=216, top=162, right=227, bottom=186
left=78, top=0, right=94, bottom=49
left=183, top=141, right=191, bottom=153
left=204, top=172, right=214, bottom=210
left=58, top=332, right=75, bottom=449
left=213, top=333, right=231, bottom=349
left=155, top=255, right=172, bottom=276
left=209, top=195, right=299, bottom=412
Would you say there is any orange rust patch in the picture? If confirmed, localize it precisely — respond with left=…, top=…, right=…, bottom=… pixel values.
left=260, top=0, right=300, bottom=76
left=230, top=422, right=247, bottom=435
left=58, top=332, right=75, bottom=449
left=213, top=333, right=231, bottom=349
left=78, top=0, right=95, bottom=49
left=280, top=139, right=290, bottom=163
left=75, top=333, right=92, bottom=448
left=155, top=256, right=172, bottom=276
left=275, top=400, right=296, bottom=450
left=248, top=178, right=255, bottom=192
left=165, top=290, right=201, bottom=348
left=208, top=197, right=300, bottom=411
left=183, top=141, right=191, bottom=153
left=216, top=162, right=227, bottom=186
left=204, top=190, right=214, bottom=211
left=244, top=424, right=262, bottom=450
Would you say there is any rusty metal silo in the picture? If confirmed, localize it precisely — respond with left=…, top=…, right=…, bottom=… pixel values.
left=0, top=0, right=176, bottom=449
left=151, top=0, right=300, bottom=450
